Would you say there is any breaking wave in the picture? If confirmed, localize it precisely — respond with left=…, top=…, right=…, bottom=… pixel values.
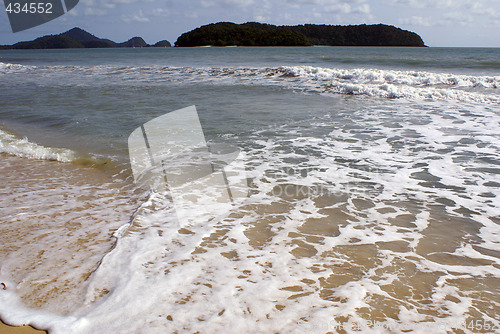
left=0, top=129, right=76, bottom=162
left=2, top=62, right=499, bottom=104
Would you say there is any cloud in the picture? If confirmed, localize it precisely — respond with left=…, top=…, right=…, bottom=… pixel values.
left=465, top=2, right=500, bottom=19
left=81, top=0, right=158, bottom=16
left=354, top=3, right=370, bottom=14
left=151, top=7, right=169, bottom=16
left=383, top=0, right=454, bottom=9
left=384, top=0, right=500, bottom=19
left=287, top=0, right=364, bottom=4
left=440, top=11, right=474, bottom=26
left=391, top=0, right=500, bottom=28
left=280, top=0, right=372, bottom=22
left=122, top=10, right=150, bottom=22
left=84, top=7, right=108, bottom=15
left=201, top=0, right=255, bottom=8
left=286, top=0, right=367, bottom=8
left=324, top=3, right=351, bottom=14
left=398, top=16, right=432, bottom=27
left=322, top=2, right=370, bottom=15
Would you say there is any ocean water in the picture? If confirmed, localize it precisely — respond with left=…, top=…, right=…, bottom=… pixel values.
left=0, top=47, right=499, bottom=333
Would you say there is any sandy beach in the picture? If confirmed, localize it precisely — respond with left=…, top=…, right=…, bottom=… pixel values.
left=1, top=47, right=499, bottom=333
left=0, top=321, right=46, bottom=334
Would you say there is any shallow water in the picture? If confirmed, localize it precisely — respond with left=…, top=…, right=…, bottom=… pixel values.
left=0, top=47, right=499, bottom=333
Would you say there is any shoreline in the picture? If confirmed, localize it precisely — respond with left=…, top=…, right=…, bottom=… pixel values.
left=0, top=321, right=46, bottom=334
left=188, top=44, right=427, bottom=48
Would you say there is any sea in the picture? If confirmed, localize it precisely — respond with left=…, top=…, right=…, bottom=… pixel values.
left=0, top=47, right=499, bottom=333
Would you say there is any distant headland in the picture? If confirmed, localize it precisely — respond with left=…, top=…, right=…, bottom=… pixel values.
left=0, top=27, right=171, bottom=49
left=0, top=23, right=426, bottom=50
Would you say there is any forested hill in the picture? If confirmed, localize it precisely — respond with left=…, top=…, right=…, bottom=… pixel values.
left=175, top=22, right=426, bottom=47
left=0, top=27, right=171, bottom=49
left=0, top=23, right=424, bottom=50
left=175, top=22, right=310, bottom=47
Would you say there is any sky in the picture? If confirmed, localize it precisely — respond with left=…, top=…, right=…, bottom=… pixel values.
left=1, top=0, right=500, bottom=46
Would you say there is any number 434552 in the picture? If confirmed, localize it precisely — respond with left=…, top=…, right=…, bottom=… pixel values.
left=5, top=2, right=53, bottom=14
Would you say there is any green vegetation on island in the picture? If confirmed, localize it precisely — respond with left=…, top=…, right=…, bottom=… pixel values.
left=175, top=22, right=425, bottom=47
left=0, top=27, right=171, bottom=49
left=0, top=23, right=425, bottom=49
left=175, top=22, right=310, bottom=47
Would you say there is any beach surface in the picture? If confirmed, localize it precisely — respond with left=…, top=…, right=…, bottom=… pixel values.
left=1, top=47, right=499, bottom=333
left=0, top=321, right=46, bottom=334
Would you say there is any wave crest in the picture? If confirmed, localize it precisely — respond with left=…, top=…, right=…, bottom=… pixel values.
left=0, top=129, right=76, bottom=162
left=0, top=62, right=33, bottom=73
left=3, top=61, right=499, bottom=103
left=280, top=66, right=500, bottom=88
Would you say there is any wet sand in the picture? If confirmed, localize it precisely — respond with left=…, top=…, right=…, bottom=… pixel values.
left=0, top=154, right=139, bottom=321
left=0, top=321, right=46, bottom=334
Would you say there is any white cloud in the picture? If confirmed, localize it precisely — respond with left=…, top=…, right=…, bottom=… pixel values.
left=222, top=0, right=255, bottom=7
left=383, top=0, right=455, bottom=9
left=465, top=2, right=500, bottom=19
left=122, top=10, right=150, bottom=22
left=388, top=0, right=500, bottom=28
left=324, top=3, right=351, bottom=14
left=398, top=16, right=432, bottom=27
left=287, top=0, right=364, bottom=4
left=281, top=0, right=371, bottom=21
left=440, top=11, right=474, bottom=26
left=322, top=2, right=370, bottom=15
left=84, top=7, right=108, bottom=15
left=201, top=0, right=255, bottom=7
left=111, top=0, right=157, bottom=4
left=254, top=15, right=268, bottom=21
left=354, top=3, right=370, bottom=14
left=151, top=7, right=170, bottom=16
left=80, top=0, right=158, bottom=17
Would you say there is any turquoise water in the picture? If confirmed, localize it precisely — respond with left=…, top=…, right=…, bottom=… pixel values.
left=0, top=47, right=499, bottom=333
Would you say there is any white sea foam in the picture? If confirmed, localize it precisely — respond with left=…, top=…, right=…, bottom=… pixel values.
left=0, top=129, right=76, bottom=162
left=256, top=66, right=500, bottom=103
left=0, top=62, right=33, bottom=72
left=0, top=153, right=142, bottom=333
left=1, top=60, right=500, bottom=333
left=0, top=286, right=84, bottom=333
left=1, top=97, right=496, bottom=333
left=4, top=62, right=499, bottom=103
left=281, top=66, right=500, bottom=88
